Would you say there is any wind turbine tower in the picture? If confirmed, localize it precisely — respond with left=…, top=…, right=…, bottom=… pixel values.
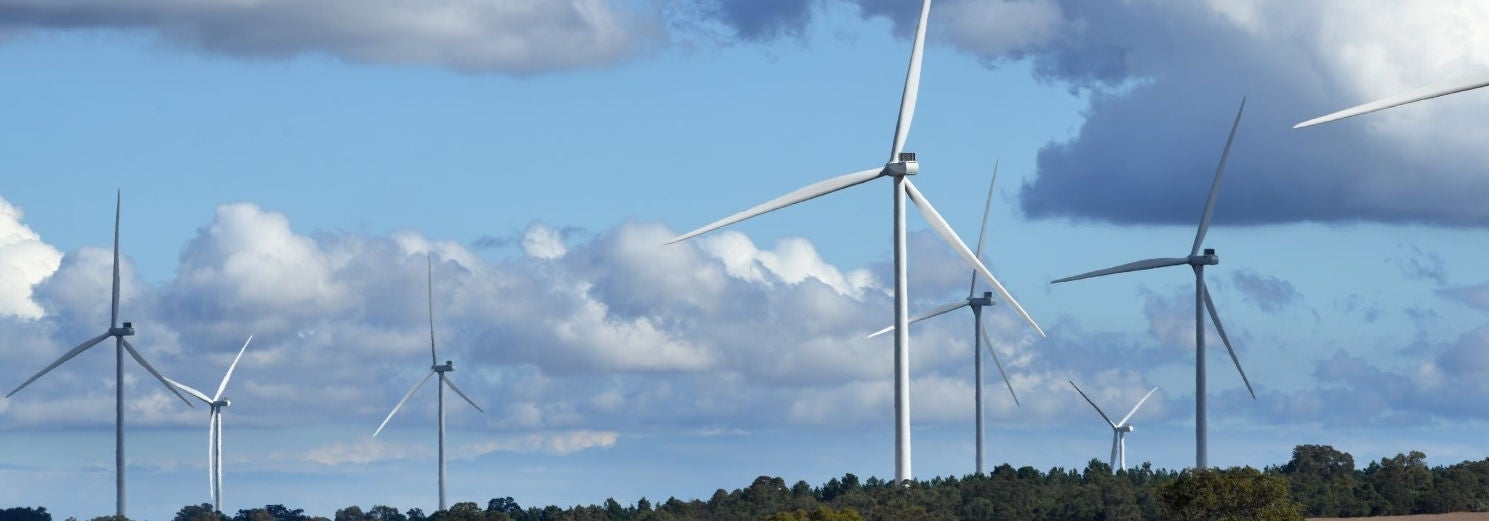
left=374, top=255, right=484, bottom=511
left=1051, top=99, right=1255, bottom=469
left=666, top=0, right=1044, bottom=483
left=5, top=192, right=192, bottom=518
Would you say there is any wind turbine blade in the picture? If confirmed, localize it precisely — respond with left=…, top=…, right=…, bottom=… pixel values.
left=1051, top=257, right=1189, bottom=284
left=1202, top=280, right=1256, bottom=399
left=1295, top=73, right=1489, bottom=128
left=1116, top=387, right=1159, bottom=427
left=442, top=377, right=485, bottom=414
left=1191, top=97, right=1246, bottom=257
left=373, top=370, right=436, bottom=437
left=111, top=191, right=121, bottom=327
left=866, top=299, right=969, bottom=339
left=968, top=160, right=999, bottom=298
left=427, top=254, right=437, bottom=366
left=6, top=332, right=112, bottom=397
left=215, top=411, right=224, bottom=503
left=889, top=0, right=932, bottom=160
left=904, top=179, right=1044, bottom=337
left=214, top=336, right=253, bottom=401
left=121, top=338, right=194, bottom=407
left=980, top=323, right=1020, bottom=407
left=208, top=411, right=218, bottom=501
left=163, top=376, right=214, bottom=405
left=666, top=167, right=884, bottom=244
left=1068, top=380, right=1116, bottom=429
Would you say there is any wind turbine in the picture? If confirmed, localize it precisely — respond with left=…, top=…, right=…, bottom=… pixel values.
left=666, top=0, right=1044, bottom=483
left=1295, top=73, right=1489, bottom=128
left=5, top=192, right=192, bottom=518
left=164, top=336, right=253, bottom=513
left=1050, top=99, right=1255, bottom=469
left=863, top=162, right=1021, bottom=475
left=1068, top=380, right=1158, bottom=472
left=373, top=255, right=484, bottom=511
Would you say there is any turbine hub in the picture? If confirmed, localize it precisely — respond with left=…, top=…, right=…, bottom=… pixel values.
left=885, top=152, right=919, bottom=177
left=1187, top=249, right=1219, bottom=266
left=110, top=322, right=136, bottom=336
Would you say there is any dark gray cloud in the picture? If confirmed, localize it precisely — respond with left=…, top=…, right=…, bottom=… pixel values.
left=0, top=0, right=660, bottom=74
left=1011, top=1, right=1489, bottom=227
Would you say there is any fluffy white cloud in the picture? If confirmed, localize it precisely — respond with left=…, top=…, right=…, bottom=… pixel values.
left=0, top=197, right=61, bottom=319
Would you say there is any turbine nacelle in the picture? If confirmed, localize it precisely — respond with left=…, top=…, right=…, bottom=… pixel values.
left=1117, top=425, right=1134, bottom=433
left=434, top=361, right=454, bottom=373
left=968, top=291, right=994, bottom=307
left=213, top=398, right=230, bottom=408
left=884, top=152, right=919, bottom=177
left=110, top=322, right=136, bottom=337
left=1187, top=248, right=1218, bottom=266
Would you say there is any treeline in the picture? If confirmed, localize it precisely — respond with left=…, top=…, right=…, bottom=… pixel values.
left=8, top=444, right=1489, bottom=521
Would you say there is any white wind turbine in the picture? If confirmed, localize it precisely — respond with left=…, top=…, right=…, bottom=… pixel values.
left=1068, top=380, right=1157, bottom=472
left=1295, top=74, right=1489, bottom=128
left=666, top=0, right=1044, bottom=483
left=864, top=162, right=1022, bottom=475
left=374, top=256, right=484, bottom=511
left=5, top=192, right=192, bottom=518
left=1050, top=99, right=1255, bottom=469
left=163, top=336, right=253, bottom=513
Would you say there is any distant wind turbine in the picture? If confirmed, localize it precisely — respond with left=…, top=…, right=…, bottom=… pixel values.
left=164, top=336, right=253, bottom=513
left=1069, top=380, right=1158, bottom=472
left=1295, top=73, right=1489, bottom=128
left=864, top=162, right=1022, bottom=475
left=1051, top=99, right=1255, bottom=469
left=665, top=0, right=1044, bottom=483
left=374, top=255, right=484, bottom=511
left=5, top=192, right=192, bottom=518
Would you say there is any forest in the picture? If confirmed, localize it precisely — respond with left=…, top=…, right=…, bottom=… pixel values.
left=5, top=445, right=1488, bottom=521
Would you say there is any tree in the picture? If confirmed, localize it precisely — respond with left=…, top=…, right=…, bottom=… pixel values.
left=366, top=507, right=405, bottom=521
left=333, top=507, right=370, bottom=521
left=485, top=498, right=520, bottom=515
left=1278, top=444, right=1367, bottom=517
left=1157, top=467, right=1302, bottom=521
left=0, top=508, right=51, bottom=521
left=1363, top=451, right=1433, bottom=515
left=173, top=504, right=223, bottom=521
left=763, top=506, right=864, bottom=521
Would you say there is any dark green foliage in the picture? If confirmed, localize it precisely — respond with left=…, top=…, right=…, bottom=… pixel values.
left=173, top=504, right=224, bottom=521
left=1157, top=467, right=1302, bottom=521
left=46, top=445, right=1489, bottom=521
left=0, top=507, right=50, bottom=521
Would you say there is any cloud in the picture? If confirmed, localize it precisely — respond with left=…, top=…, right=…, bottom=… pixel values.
left=1391, top=242, right=1448, bottom=285
left=1009, top=1, right=1489, bottom=227
left=457, top=430, right=619, bottom=458
left=1230, top=270, right=1300, bottom=313
left=0, top=196, right=61, bottom=320
left=0, top=0, right=661, bottom=74
left=1439, top=282, right=1489, bottom=310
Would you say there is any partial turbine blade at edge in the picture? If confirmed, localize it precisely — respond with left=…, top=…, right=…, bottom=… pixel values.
left=1051, top=257, right=1189, bottom=284
left=427, top=254, right=438, bottom=366
left=163, top=376, right=214, bottom=405
left=214, top=335, right=253, bottom=401
left=112, top=191, right=121, bottom=327
left=969, top=160, right=999, bottom=298
left=866, top=299, right=969, bottom=339
left=442, top=377, right=485, bottom=413
left=1202, top=279, right=1256, bottom=399
left=6, top=332, right=111, bottom=397
left=904, top=179, right=1044, bottom=337
left=1068, top=380, right=1117, bottom=428
left=666, top=167, right=884, bottom=244
left=208, top=411, right=218, bottom=501
left=1116, top=387, right=1159, bottom=427
left=1295, top=73, right=1489, bottom=128
left=1192, top=97, right=1246, bottom=257
left=979, top=323, right=1019, bottom=407
left=122, top=338, right=194, bottom=406
left=889, top=0, right=932, bottom=160
left=373, top=370, right=436, bottom=437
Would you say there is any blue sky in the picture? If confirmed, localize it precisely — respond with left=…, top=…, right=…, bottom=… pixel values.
left=3, top=0, right=1489, bottom=518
